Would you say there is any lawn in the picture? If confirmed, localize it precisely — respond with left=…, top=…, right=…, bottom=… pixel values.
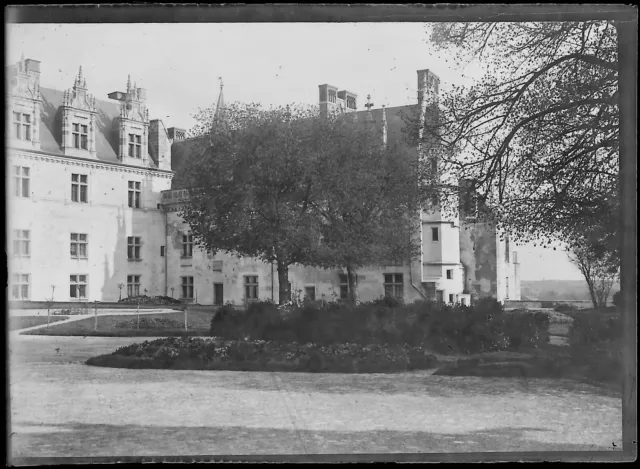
left=23, top=311, right=216, bottom=337
left=9, top=315, right=69, bottom=331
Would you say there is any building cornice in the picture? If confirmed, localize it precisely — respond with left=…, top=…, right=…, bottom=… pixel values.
left=8, top=147, right=174, bottom=178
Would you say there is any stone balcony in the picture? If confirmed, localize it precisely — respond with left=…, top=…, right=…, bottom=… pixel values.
left=161, top=188, right=190, bottom=203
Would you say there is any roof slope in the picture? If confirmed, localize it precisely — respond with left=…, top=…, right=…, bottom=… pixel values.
left=38, top=87, right=158, bottom=168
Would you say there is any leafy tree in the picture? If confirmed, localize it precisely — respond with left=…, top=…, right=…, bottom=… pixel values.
left=308, top=113, right=422, bottom=303
left=410, top=21, right=619, bottom=258
left=179, top=103, right=323, bottom=304
left=568, top=240, right=619, bottom=309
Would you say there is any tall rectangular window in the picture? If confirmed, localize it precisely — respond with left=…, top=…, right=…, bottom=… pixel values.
left=338, top=274, right=349, bottom=300
left=128, top=181, right=141, bottom=208
left=127, top=275, right=141, bottom=297
left=446, top=269, right=453, bottom=280
left=383, top=273, right=404, bottom=301
left=13, top=230, right=30, bottom=257
left=13, top=166, right=30, bottom=198
left=11, top=273, right=30, bottom=300
left=160, top=246, right=165, bottom=257
left=70, top=274, right=88, bottom=299
left=505, top=235, right=510, bottom=263
left=181, top=276, right=194, bottom=299
left=182, top=234, right=193, bottom=258
left=244, top=275, right=259, bottom=301
left=431, top=227, right=439, bottom=242
left=71, top=174, right=88, bottom=203
left=13, top=112, right=31, bottom=140
left=128, top=134, right=142, bottom=158
left=127, top=236, right=142, bottom=260
left=70, top=233, right=88, bottom=258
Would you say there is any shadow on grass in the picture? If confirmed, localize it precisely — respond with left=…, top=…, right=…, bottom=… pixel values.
left=11, top=421, right=613, bottom=458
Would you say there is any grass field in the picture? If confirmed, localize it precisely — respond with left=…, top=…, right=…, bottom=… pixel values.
left=9, top=315, right=69, bottom=331
left=23, top=311, right=216, bottom=337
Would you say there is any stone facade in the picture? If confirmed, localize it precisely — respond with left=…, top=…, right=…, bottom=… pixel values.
left=7, top=56, right=520, bottom=305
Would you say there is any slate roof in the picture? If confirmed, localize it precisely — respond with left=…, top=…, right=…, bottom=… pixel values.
left=38, top=87, right=158, bottom=169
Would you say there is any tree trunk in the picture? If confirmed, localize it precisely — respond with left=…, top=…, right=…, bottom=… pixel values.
left=585, top=279, right=599, bottom=309
left=346, top=264, right=357, bottom=305
left=277, top=261, right=291, bottom=305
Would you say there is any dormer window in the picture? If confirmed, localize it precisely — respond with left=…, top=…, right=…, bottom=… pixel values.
left=72, top=123, right=88, bottom=150
left=13, top=112, right=31, bottom=140
left=128, top=133, right=142, bottom=158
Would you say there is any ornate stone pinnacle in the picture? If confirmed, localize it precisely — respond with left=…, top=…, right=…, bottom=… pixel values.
left=365, top=94, right=374, bottom=111
left=127, top=75, right=132, bottom=92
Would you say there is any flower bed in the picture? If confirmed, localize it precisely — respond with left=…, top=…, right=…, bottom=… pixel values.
left=118, top=295, right=182, bottom=305
left=113, top=317, right=189, bottom=330
left=86, top=337, right=439, bottom=373
left=51, top=308, right=87, bottom=316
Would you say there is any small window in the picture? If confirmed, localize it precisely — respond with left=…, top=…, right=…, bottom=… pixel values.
left=431, top=227, right=439, bottom=242
left=181, top=276, right=194, bottom=299
left=160, top=246, right=165, bottom=257
left=70, top=233, right=88, bottom=259
left=182, top=234, right=193, bottom=258
left=72, top=123, right=89, bottom=149
left=127, top=236, right=142, bottom=260
left=305, top=286, right=316, bottom=301
left=13, top=166, right=30, bottom=198
left=127, top=275, right=141, bottom=297
left=11, top=273, right=30, bottom=300
left=446, top=269, right=453, bottom=280
left=128, top=133, right=142, bottom=158
left=70, top=274, right=88, bottom=299
left=13, top=229, right=30, bottom=257
left=13, top=112, right=31, bottom=141
left=128, top=181, right=141, bottom=208
left=71, top=173, right=88, bottom=203
left=244, top=275, right=259, bottom=301
left=383, top=273, right=404, bottom=301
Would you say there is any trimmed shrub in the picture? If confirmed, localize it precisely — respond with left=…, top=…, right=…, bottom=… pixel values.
left=612, top=291, right=622, bottom=308
left=113, top=317, right=187, bottom=329
left=118, top=295, right=182, bottom=305
left=569, top=311, right=622, bottom=345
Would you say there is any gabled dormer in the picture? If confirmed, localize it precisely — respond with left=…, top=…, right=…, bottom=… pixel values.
left=61, top=67, right=98, bottom=158
left=8, top=55, right=42, bottom=151
left=108, top=75, right=150, bottom=167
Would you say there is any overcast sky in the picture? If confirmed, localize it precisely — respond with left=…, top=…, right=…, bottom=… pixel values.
left=7, top=22, right=584, bottom=281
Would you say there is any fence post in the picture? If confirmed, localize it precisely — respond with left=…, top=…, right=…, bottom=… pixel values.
left=137, top=302, right=140, bottom=332
left=94, top=301, right=98, bottom=331
left=184, top=306, right=188, bottom=332
left=47, top=305, right=50, bottom=328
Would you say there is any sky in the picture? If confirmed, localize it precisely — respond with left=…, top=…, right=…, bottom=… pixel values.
left=7, top=22, right=584, bottom=281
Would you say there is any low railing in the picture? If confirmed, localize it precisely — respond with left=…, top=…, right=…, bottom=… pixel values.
left=161, top=188, right=190, bottom=202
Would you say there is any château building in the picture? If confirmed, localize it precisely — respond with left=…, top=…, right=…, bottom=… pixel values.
left=7, top=56, right=521, bottom=306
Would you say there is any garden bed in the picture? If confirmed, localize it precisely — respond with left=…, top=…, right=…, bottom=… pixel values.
left=86, top=337, right=441, bottom=373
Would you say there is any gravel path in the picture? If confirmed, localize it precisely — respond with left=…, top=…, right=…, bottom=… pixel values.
left=8, top=334, right=622, bottom=459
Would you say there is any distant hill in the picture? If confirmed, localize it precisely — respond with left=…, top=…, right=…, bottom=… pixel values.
left=521, top=279, right=620, bottom=302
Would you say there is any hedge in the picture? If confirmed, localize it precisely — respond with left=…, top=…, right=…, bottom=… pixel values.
left=209, top=299, right=550, bottom=354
